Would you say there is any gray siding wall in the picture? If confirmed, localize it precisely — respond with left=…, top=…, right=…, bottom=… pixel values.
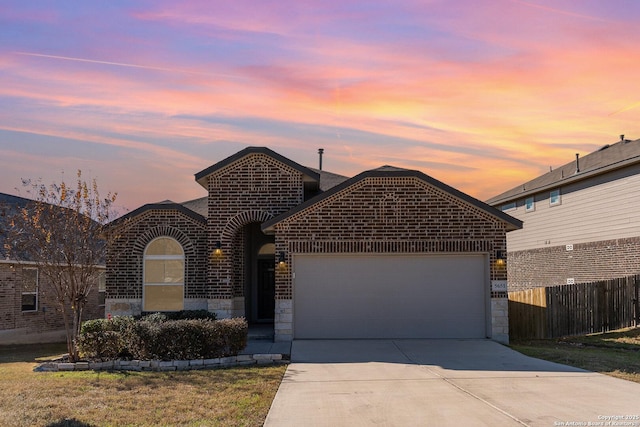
left=503, top=164, right=640, bottom=252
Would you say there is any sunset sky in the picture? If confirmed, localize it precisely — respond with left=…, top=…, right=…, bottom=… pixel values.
left=1, top=0, right=639, bottom=213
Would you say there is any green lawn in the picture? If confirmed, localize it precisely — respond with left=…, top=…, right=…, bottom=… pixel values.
left=510, top=327, right=640, bottom=383
left=0, top=343, right=286, bottom=427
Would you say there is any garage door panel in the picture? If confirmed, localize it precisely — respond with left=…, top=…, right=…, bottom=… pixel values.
left=294, top=254, right=487, bottom=339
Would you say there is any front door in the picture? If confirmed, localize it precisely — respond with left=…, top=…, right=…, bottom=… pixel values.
left=257, top=259, right=275, bottom=320
left=243, top=222, right=275, bottom=323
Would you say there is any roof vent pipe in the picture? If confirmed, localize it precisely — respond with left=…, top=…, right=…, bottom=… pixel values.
left=621, top=134, right=625, bottom=142
left=318, top=148, right=324, bottom=170
left=575, top=153, right=580, bottom=173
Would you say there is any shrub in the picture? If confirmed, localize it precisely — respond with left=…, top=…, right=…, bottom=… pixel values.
left=78, top=316, right=135, bottom=361
left=128, top=318, right=247, bottom=360
left=218, top=318, right=249, bottom=356
left=80, top=316, right=248, bottom=361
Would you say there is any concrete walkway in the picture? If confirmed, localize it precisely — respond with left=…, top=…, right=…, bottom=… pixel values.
left=264, top=339, right=640, bottom=427
left=242, top=324, right=291, bottom=357
left=240, top=340, right=291, bottom=357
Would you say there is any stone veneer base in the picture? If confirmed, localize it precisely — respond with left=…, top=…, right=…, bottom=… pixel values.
left=34, top=354, right=286, bottom=372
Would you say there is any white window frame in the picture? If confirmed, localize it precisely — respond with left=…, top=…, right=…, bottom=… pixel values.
left=550, top=189, right=561, bottom=206
left=21, top=267, right=38, bottom=312
left=525, top=196, right=535, bottom=212
left=98, top=271, right=106, bottom=307
left=143, top=237, right=185, bottom=312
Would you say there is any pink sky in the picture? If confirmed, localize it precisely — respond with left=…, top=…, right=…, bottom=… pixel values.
left=1, top=0, right=638, bottom=213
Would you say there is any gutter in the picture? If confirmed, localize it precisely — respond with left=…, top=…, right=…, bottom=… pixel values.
left=488, top=154, right=640, bottom=206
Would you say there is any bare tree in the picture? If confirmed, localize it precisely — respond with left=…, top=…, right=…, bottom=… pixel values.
left=5, top=171, right=117, bottom=361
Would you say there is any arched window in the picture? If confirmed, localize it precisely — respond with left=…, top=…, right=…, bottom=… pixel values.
left=143, top=237, right=184, bottom=312
left=258, top=243, right=275, bottom=256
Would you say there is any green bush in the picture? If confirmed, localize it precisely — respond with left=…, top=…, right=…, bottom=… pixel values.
left=218, top=318, right=249, bottom=356
left=78, top=316, right=135, bottom=360
left=79, top=316, right=247, bottom=361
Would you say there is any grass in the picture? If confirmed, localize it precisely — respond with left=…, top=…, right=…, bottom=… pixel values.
left=0, top=343, right=287, bottom=427
left=510, top=327, right=640, bottom=383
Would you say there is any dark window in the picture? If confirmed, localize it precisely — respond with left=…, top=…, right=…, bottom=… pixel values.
left=21, top=268, right=38, bottom=312
left=98, top=271, right=106, bottom=306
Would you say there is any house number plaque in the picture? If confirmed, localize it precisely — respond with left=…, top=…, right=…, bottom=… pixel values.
left=491, top=280, right=508, bottom=292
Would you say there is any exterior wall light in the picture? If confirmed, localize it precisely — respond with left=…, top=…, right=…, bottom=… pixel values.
left=214, top=241, right=222, bottom=255
left=278, top=251, right=286, bottom=265
left=496, top=250, right=506, bottom=266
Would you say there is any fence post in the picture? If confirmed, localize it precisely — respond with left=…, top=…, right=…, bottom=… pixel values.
left=633, top=276, right=640, bottom=327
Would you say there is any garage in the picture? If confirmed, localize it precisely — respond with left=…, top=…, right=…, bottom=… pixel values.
left=293, top=253, right=488, bottom=339
left=262, top=166, right=521, bottom=343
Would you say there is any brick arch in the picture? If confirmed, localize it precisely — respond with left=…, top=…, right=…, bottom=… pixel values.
left=220, top=210, right=274, bottom=241
left=133, top=225, right=196, bottom=257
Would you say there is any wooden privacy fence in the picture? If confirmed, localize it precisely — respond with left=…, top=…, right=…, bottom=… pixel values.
left=509, top=275, right=640, bottom=340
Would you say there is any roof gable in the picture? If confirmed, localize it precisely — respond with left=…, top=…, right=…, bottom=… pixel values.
left=107, top=201, right=206, bottom=229
left=262, top=166, right=522, bottom=233
left=195, top=147, right=320, bottom=189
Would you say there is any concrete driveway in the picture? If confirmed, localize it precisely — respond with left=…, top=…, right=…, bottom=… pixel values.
left=264, top=339, right=640, bottom=426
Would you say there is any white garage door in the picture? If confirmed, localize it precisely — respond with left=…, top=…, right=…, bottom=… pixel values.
left=293, top=254, right=488, bottom=339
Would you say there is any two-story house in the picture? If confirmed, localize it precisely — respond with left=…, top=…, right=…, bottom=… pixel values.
left=487, top=136, right=640, bottom=291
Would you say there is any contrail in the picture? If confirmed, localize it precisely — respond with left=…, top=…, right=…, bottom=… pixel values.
left=507, top=0, right=612, bottom=23
left=608, top=101, right=640, bottom=117
left=13, top=51, right=242, bottom=79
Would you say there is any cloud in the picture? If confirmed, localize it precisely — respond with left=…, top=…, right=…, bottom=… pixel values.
left=1, top=0, right=639, bottom=208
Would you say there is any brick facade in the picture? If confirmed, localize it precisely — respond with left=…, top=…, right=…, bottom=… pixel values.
left=273, top=175, right=509, bottom=298
left=0, top=262, right=104, bottom=344
left=106, top=207, right=207, bottom=316
left=105, top=148, right=519, bottom=343
left=507, top=237, right=640, bottom=291
left=206, top=153, right=305, bottom=303
left=269, top=172, right=512, bottom=342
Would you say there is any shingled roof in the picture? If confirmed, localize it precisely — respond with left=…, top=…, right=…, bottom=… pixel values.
left=1, top=192, right=106, bottom=262
left=307, top=168, right=350, bottom=191
left=0, top=193, right=34, bottom=259
left=487, top=137, right=640, bottom=206
left=180, top=196, right=208, bottom=217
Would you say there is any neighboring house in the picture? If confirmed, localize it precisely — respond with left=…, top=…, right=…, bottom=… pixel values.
left=0, top=193, right=105, bottom=344
left=487, top=136, right=640, bottom=291
left=106, top=147, right=521, bottom=343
